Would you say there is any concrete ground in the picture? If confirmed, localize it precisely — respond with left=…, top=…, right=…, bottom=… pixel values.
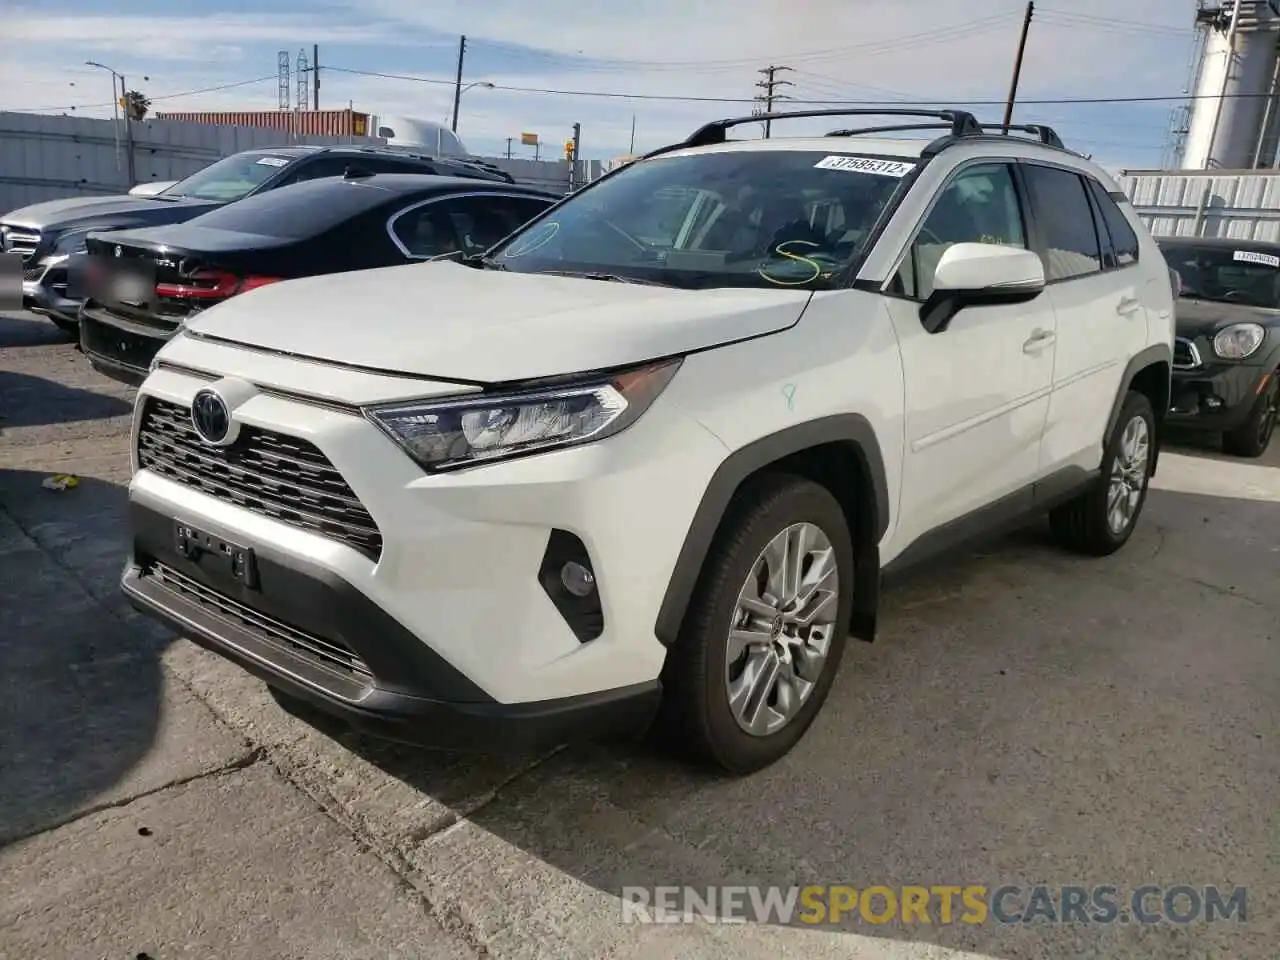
left=0, top=308, right=1275, bottom=960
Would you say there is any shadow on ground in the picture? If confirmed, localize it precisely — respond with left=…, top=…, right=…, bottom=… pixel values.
left=0, top=468, right=170, bottom=847
left=0, top=310, right=76, bottom=349
left=314, top=485, right=1278, bottom=959
left=0, top=369, right=131, bottom=430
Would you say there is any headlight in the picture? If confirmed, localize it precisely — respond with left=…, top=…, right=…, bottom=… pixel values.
left=1213, top=322, right=1265, bottom=360
left=52, top=231, right=92, bottom=256
left=365, top=359, right=681, bottom=471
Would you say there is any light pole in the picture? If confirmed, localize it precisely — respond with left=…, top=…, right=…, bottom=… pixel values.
left=454, top=81, right=494, bottom=132
left=85, top=61, right=122, bottom=170
left=85, top=61, right=148, bottom=185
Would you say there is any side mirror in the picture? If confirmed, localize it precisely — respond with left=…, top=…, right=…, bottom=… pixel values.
left=919, top=242, right=1046, bottom=334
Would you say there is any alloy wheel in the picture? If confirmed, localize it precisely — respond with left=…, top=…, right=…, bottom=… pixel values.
left=725, top=522, right=840, bottom=737
left=1106, top=415, right=1150, bottom=535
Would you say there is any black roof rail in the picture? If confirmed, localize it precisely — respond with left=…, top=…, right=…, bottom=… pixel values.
left=827, top=119, right=1065, bottom=150
left=639, top=108, right=982, bottom=161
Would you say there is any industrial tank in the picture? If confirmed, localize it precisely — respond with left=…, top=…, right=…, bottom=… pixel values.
left=1182, top=1, right=1280, bottom=169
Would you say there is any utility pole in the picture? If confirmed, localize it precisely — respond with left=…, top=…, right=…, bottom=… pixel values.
left=313, top=44, right=320, bottom=110
left=506, top=138, right=513, bottom=158
left=1001, top=1, right=1034, bottom=132
left=450, top=35, right=466, bottom=132
left=568, top=122, right=582, bottom=190
left=629, top=115, right=636, bottom=153
left=120, top=73, right=136, bottom=186
left=755, top=65, right=793, bottom=137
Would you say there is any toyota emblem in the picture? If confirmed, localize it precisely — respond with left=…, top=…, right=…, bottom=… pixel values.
left=114, top=245, right=122, bottom=258
left=191, top=388, right=231, bottom=445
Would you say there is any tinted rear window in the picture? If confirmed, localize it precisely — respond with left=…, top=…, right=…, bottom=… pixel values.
left=184, top=180, right=389, bottom=239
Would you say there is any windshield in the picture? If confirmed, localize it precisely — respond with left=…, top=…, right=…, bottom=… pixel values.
left=1161, top=242, right=1280, bottom=309
left=160, top=151, right=297, bottom=202
left=490, top=150, right=914, bottom=289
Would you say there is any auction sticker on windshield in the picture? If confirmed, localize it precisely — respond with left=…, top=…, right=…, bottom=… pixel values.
left=256, top=157, right=290, bottom=167
left=814, top=156, right=915, bottom=177
left=1233, top=250, right=1280, bottom=268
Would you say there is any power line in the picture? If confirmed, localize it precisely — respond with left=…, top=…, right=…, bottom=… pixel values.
left=22, top=74, right=277, bottom=114
left=321, top=65, right=1280, bottom=107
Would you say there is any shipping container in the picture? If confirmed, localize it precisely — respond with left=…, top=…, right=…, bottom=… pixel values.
left=153, top=109, right=370, bottom=138
left=1116, top=168, right=1280, bottom=242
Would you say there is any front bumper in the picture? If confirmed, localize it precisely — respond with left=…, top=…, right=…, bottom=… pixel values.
left=22, top=255, right=81, bottom=322
left=1167, top=360, right=1273, bottom=431
left=121, top=501, right=660, bottom=751
left=124, top=359, right=728, bottom=744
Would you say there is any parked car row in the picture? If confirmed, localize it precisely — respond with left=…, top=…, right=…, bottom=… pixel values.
left=0, top=108, right=1273, bottom=777
left=2, top=144, right=519, bottom=331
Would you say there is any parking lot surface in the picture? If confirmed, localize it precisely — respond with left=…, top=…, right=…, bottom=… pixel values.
left=1, top=309, right=1276, bottom=960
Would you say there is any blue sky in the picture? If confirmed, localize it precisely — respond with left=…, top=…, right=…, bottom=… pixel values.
left=0, top=0, right=1198, bottom=166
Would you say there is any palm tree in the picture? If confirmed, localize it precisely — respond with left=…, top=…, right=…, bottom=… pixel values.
left=123, top=90, right=151, bottom=122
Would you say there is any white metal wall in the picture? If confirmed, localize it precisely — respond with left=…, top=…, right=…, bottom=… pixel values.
left=1117, top=169, right=1280, bottom=240
left=0, top=112, right=603, bottom=215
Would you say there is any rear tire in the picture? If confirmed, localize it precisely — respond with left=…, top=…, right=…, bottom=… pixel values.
left=658, top=473, right=854, bottom=775
left=1049, top=391, right=1155, bottom=557
left=1222, top=374, right=1278, bottom=459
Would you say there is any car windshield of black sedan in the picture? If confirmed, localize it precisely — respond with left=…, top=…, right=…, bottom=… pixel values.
left=488, top=150, right=913, bottom=290
left=1163, top=243, right=1280, bottom=309
left=159, top=152, right=296, bottom=202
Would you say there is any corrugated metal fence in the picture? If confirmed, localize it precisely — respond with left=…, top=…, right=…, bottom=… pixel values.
left=1116, top=168, right=1280, bottom=241
left=0, top=111, right=603, bottom=215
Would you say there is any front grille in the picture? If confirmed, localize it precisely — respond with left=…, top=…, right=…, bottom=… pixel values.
left=146, top=561, right=372, bottom=680
left=136, top=397, right=383, bottom=559
left=1173, top=337, right=1202, bottom=370
left=22, top=265, right=44, bottom=283
left=1, top=225, right=41, bottom=261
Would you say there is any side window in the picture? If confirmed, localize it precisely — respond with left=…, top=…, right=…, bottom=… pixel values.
left=504, top=196, right=555, bottom=229
left=1085, top=187, right=1117, bottom=270
left=392, top=195, right=552, bottom=258
left=1022, top=164, right=1102, bottom=281
left=894, top=163, right=1027, bottom=300
left=279, top=156, right=352, bottom=186
left=1087, top=179, right=1140, bottom=267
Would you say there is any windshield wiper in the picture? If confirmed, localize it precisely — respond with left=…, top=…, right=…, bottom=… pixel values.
left=542, top=270, right=675, bottom=287
left=460, top=253, right=506, bottom=271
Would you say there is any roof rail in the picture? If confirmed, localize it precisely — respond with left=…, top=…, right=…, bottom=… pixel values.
left=826, top=120, right=1064, bottom=150
left=680, top=108, right=984, bottom=149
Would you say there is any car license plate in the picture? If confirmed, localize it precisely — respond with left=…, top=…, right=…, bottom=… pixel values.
left=173, top=520, right=258, bottom=588
left=112, top=269, right=153, bottom=306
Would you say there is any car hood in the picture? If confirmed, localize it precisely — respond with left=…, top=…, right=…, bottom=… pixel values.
left=182, top=261, right=812, bottom=383
left=1, top=194, right=218, bottom=232
left=1176, top=298, right=1280, bottom=338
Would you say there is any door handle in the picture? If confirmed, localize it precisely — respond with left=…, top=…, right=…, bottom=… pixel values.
left=1022, top=329, right=1055, bottom=354
left=1117, top=296, right=1142, bottom=315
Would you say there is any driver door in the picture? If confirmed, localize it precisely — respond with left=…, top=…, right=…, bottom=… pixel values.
left=882, top=161, right=1057, bottom=549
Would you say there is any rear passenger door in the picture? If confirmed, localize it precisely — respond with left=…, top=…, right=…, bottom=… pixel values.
left=1020, top=163, right=1148, bottom=476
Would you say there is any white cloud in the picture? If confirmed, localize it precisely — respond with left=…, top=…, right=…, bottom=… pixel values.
left=0, top=1, right=1196, bottom=166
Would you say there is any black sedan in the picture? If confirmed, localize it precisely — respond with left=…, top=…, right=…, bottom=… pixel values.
left=77, top=172, right=557, bottom=385
left=3, top=144, right=515, bottom=332
left=1159, top=236, right=1280, bottom=457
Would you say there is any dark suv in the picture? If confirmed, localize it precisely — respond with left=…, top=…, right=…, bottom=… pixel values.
left=1, top=146, right=516, bottom=332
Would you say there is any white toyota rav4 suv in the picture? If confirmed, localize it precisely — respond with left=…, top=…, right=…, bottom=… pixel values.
left=122, top=109, right=1174, bottom=774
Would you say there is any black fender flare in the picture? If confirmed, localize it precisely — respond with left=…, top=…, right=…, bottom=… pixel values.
left=653, top=414, right=890, bottom=647
left=1106, top=343, right=1172, bottom=473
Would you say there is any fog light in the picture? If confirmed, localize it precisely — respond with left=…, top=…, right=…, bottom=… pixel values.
left=560, top=561, right=595, bottom=597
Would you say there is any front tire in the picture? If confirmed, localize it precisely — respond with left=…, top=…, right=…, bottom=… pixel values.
left=1049, top=391, right=1155, bottom=556
left=658, top=473, right=854, bottom=775
left=1222, top=374, right=1278, bottom=458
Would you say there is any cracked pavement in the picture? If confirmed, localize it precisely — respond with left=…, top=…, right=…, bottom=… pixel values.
left=1, top=309, right=1276, bottom=960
